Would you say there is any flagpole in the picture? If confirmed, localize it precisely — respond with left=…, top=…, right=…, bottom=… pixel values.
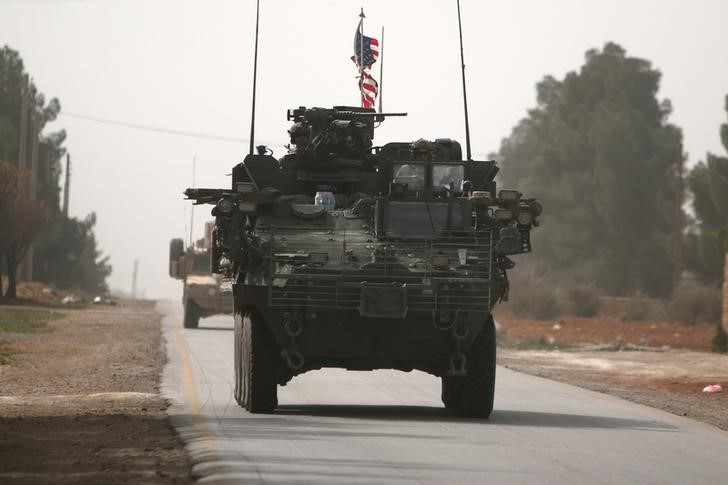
left=359, top=8, right=365, bottom=108
left=378, top=26, right=384, bottom=113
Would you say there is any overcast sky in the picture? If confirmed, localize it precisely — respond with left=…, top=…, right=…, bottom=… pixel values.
left=2, top=0, right=727, bottom=299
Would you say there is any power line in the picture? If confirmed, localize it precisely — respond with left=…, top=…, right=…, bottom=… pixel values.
left=59, top=111, right=250, bottom=144
left=0, top=0, right=86, bottom=4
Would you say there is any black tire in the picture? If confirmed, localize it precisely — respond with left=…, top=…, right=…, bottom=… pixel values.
left=459, top=315, right=497, bottom=418
left=441, top=376, right=463, bottom=412
left=240, top=310, right=279, bottom=413
left=233, top=312, right=244, bottom=405
left=183, top=299, right=200, bottom=329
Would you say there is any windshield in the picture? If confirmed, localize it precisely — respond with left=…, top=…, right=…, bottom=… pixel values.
left=191, top=254, right=209, bottom=273
left=392, top=163, right=426, bottom=191
left=433, top=164, right=464, bottom=191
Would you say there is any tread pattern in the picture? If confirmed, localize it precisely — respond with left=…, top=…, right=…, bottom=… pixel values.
left=459, top=315, right=496, bottom=418
left=242, top=310, right=279, bottom=413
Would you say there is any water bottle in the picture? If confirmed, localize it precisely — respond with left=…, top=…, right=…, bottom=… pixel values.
left=315, top=191, right=335, bottom=211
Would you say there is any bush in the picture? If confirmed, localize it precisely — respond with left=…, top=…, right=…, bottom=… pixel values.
left=713, top=324, right=728, bottom=354
left=509, top=285, right=561, bottom=320
left=568, top=286, right=601, bottom=317
left=623, top=299, right=651, bottom=321
left=670, top=286, right=722, bottom=325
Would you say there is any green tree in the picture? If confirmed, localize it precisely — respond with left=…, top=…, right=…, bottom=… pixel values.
left=497, top=43, right=681, bottom=296
left=0, top=45, right=111, bottom=295
left=685, top=95, right=728, bottom=284
left=33, top=213, right=111, bottom=293
left=0, top=162, right=48, bottom=298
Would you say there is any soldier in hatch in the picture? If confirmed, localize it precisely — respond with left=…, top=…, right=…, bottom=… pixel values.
left=280, top=121, right=311, bottom=169
left=392, top=139, right=434, bottom=191
left=289, top=122, right=310, bottom=152
left=411, top=138, right=434, bottom=161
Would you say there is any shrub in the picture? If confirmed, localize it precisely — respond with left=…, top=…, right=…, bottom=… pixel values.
left=670, top=286, right=722, bottom=325
left=509, top=285, right=561, bottom=320
left=568, top=286, right=601, bottom=317
left=623, top=299, right=651, bottom=321
left=713, top=324, right=728, bottom=354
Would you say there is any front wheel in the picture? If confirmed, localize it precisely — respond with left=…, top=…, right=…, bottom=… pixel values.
left=183, top=299, right=200, bottom=329
left=233, top=312, right=244, bottom=405
left=441, top=376, right=463, bottom=411
left=459, top=315, right=497, bottom=418
left=238, top=309, right=279, bottom=413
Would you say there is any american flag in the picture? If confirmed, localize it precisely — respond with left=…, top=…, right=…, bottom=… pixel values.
left=358, top=70, right=378, bottom=109
left=352, top=29, right=380, bottom=68
left=351, top=20, right=379, bottom=109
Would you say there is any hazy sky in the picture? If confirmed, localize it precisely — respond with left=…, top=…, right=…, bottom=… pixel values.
left=2, top=0, right=727, bottom=299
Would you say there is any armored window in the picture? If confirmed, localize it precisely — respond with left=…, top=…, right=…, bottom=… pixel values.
left=192, top=255, right=209, bottom=273
left=433, top=164, right=464, bottom=192
left=392, top=162, right=426, bottom=192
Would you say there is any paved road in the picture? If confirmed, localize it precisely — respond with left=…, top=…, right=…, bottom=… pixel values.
left=159, top=300, right=728, bottom=484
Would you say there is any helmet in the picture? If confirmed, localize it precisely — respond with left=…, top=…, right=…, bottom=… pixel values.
left=410, top=138, right=433, bottom=160
left=288, top=122, right=310, bottom=137
left=410, top=138, right=433, bottom=151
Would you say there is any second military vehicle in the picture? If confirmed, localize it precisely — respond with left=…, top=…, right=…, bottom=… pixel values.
left=169, top=222, right=233, bottom=328
left=185, top=106, right=542, bottom=417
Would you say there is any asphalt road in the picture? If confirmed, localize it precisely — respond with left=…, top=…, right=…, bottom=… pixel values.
left=159, top=300, right=728, bottom=484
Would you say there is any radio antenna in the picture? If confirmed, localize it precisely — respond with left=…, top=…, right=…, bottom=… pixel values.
left=249, top=0, right=261, bottom=155
left=456, top=0, right=472, bottom=160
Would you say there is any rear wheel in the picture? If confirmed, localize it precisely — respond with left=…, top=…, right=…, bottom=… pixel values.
left=459, top=315, right=496, bottom=418
left=441, top=376, right=463, bottom=411
left=183, top=299, right=200, bottom=329
left=240, top=310, right=279, bottom=413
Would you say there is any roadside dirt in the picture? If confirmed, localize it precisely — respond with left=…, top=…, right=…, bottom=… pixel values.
left=494, top=308, right=728, bottom=431
left=0, top=301, right=192, bottom=484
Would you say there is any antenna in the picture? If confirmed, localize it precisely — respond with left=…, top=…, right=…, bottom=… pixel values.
left=249, top=0, right=261, bottom=155
left=456, top=0, right=472, bottom=160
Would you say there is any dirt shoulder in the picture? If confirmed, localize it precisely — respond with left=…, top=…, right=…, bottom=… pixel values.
left=495, top=309, right=728, bottom=431
left=0, top=301, right=192, bottom=484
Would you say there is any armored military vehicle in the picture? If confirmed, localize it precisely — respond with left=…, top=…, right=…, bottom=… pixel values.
left=185, top=106, right=542, bottom=417
left=168, top=222, right=233, bottom=328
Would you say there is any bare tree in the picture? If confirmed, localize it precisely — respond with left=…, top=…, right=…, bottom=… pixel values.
left=0, top=161, right=48, bottom=299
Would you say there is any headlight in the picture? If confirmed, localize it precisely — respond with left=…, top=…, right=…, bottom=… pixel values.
left=517, top=210, right=533, bottom=226
left=217, top=197, right=235, bottom=213
left=495, top=208, right=513, bottom=220
left=498, top=189, right=520, bottom=201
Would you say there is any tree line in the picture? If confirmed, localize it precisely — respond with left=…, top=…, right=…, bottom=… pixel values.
left=0, top=46, right=110, bottom=299
left=496, top=42, right=726, bottom=297
left=2, top=41, right=726, bottom=300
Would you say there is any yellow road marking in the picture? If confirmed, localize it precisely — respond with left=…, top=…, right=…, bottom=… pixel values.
left=174, top=323, right=215, bottom=455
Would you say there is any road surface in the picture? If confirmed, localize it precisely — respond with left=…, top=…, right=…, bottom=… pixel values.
left=159, top=300, right=728, bottom=484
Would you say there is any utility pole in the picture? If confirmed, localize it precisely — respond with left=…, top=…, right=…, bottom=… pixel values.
left=673, top=142, right=684, bottom=290
left=62, top=154, right=71, bottom=217
left=131, top=259, right=139, bottom=299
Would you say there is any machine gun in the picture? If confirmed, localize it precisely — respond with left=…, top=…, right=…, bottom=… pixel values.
left=287, top=106, right=407, bottom=162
